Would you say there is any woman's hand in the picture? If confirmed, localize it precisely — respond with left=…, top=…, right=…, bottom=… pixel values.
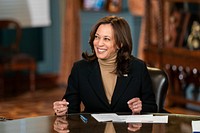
left=54, top=116, right=69, bottom=133
left=53, top=99, right=69, bottom=116
left=127, top=123, right=142, bottom=132
left=127, top=97, right=142, bottom=114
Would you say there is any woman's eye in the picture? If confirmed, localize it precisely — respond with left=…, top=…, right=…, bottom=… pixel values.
left=94, top=35, right=99, bottom=39
left=104, top=38, right=110, bottom=41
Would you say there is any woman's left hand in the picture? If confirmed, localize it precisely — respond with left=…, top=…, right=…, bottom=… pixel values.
left=127, top=97, right=142, bottom=114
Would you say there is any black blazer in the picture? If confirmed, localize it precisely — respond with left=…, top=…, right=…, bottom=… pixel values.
left=63, top=57, right=157, bottom=113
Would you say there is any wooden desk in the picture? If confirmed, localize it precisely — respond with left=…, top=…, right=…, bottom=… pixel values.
left=0, top=113, right=200, bottom=133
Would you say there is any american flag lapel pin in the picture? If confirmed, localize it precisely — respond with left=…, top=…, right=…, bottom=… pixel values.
left=123, top=74, right=128, bottom=77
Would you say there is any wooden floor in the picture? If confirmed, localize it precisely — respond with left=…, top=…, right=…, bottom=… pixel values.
left=0, top=87, right=66, bottom=119
left=0, top=86, right=200, bottom=120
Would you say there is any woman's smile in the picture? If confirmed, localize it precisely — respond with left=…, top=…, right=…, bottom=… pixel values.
left=97, top=47, right=107, bottom=53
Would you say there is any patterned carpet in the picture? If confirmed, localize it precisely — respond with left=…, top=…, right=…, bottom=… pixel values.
left=0, top=87, right=66, bottom=120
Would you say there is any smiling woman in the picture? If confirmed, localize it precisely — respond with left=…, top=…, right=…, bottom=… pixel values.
left=93, top=24, right=117, bottom=59
left=53, top=15, right=158, bottom=115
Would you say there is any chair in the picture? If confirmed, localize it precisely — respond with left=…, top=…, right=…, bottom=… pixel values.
left=147, top=67, right=169, bottom=113
left=0, top=20, right=36, bottom=95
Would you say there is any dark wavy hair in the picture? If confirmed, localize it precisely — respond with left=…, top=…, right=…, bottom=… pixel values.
left=82, top=15, right=133, bottom=76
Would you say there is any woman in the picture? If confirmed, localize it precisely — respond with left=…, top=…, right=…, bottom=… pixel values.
left=53, top=15, right=157, bottom=115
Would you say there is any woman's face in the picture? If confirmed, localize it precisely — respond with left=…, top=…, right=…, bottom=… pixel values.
left=93, top=24, right=118, bottom=59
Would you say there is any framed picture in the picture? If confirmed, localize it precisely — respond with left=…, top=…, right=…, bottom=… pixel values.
left=82, top=0, right=106, bottom=11
left=107, top=0, right=122, bottom=13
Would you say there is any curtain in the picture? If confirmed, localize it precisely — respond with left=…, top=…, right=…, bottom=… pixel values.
left=128, top=0, right=145, bottom=59
left=59, top=0, right=81, bottom=85
left=128, top=0, right=161, bottom=60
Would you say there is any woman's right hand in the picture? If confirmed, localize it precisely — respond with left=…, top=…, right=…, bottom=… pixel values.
left=54, top=116, right=69, bottom=133
left=127, top=123, right=142, bottom=132
left=53, top=99, right=69, bottom=116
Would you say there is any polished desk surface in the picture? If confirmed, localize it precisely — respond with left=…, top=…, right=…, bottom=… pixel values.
left=0, top=113, right=200, bottom=133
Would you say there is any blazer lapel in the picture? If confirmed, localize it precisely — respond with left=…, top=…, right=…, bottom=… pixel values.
left=88, top=61, right=110, bottom=108
left=111, top=74, right=133, bottom=108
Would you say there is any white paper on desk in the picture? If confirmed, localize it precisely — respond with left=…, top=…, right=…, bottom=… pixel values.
left=91, top=113, right=154, bottom=122
left=192, top=121, right=200, bottom=132
left=91, top=113, right=122, bottom=122
left=125, top=116, right=168, bottom=123
left=118, top=114, right=153, bottom=122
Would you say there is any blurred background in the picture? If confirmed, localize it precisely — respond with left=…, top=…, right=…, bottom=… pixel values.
left=0, top=0, right=199, bottom=119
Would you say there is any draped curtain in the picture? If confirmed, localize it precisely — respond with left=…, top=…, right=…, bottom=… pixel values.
left=128, top=0, right=160, bottom=60
left=59, top=0, right=81, bottom=85
left=128, top=0, right=145, bottom=59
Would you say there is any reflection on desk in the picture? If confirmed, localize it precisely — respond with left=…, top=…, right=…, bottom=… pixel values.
left=0, top=113, right=200, bottom=133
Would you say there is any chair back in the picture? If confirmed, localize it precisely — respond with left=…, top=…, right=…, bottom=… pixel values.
left=0, top=20, right=22, bottom=53
left=147, top=67, right=168, bottom=113
left=0, top=20, right=36, bottom=92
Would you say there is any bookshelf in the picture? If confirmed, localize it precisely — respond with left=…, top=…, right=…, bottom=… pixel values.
left=143, top=0, right=200, bottom=108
